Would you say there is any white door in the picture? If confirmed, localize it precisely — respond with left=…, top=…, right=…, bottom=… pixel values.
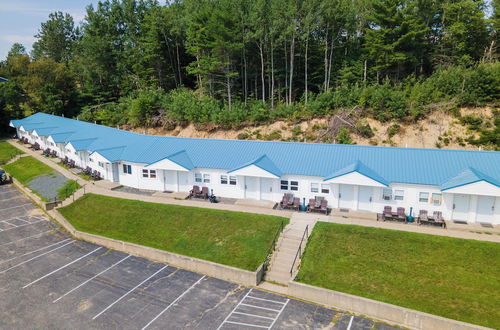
left=112, top=163, right=119, bottom=182
left=260, top=178, right=274, bottom=201
left=452, top=194, right=470, bottom=221
left=163, top=170, right=177, bottom=192
left=338, top=184, right=354, bottom=209
left=358, top=186, right=373, bottom=211
left=245, top=176, right=260, bottom=200
left=178, top=172, right=190, bottom=193
left=476, top=196, right=495, bottom=223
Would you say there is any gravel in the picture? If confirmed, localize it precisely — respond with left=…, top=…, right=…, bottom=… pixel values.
left=28, top=172, right=69, bottom=201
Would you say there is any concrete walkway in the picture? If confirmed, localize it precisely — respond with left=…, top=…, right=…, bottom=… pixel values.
left=265, top=213, right=327, bottom=284
left=7, top=139, right=500, bottom=244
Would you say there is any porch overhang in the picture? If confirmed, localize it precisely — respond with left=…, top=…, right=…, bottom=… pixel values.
left=228, top=154, right=282, bottom=178
left=145, top=150, right=194, bottom=172
left=323, top=161, right=388, bottom=187
left=441, top=167, right=500, bottom=196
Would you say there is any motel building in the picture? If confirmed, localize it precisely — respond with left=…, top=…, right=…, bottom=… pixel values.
left=10, top=112, right=500, bottom=225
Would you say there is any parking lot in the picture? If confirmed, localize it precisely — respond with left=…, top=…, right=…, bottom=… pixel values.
left=0, top=183, right=398, bottom=329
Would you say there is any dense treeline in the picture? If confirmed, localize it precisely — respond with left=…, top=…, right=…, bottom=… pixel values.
left=0, top=0, right=499, bottom=144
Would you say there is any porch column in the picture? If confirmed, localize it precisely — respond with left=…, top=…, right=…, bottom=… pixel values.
left=469, top=195, right=478, bottom=223
left=353, top=185, right=359, bottom=210
left=175, top=171, right=180, bottom=192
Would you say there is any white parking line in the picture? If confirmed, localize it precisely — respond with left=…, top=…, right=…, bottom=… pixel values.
left=246, top=295, right=286, bottom=305
left=23, top=247, right=103, bottom=289
left=224, top=321, right=269, bottom=328
left=92, top=265, right=169, bottom=320
left=217, top=289, right=252, bottom=330
left=240, top=303, right=281, bottom=312
left=0, top=230, right=55, bottom=247
left=217, top=288, right=290, bottom=330
left=346, top=315, right=354, bottom=330
left=267, top=298, right=289, bottom=329
left=53, top=255, right=131, bottom=303
left=141, top=275, right=206, bottom=330
left=11, top=218, right=30, bottom=224
left=0, top=220, right=45, bottom=233
left=1, top=203, right=33, bottom=211
left=0, top=238, right=72, bottom=265
left=0, top=240, right=74, bottom=274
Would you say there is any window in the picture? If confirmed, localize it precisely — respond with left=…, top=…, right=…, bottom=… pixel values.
left=382, top=188, right=392, bottom=200
left=89, top=158, right=94, bottom=163
left=98, top=162, right=104, bottom=168
left=280, top=180, right=288, bottom=190
left=220, top=175, right=228, bottom=184
left=142, top=169, right=157, bottom=178
left=311, top=183, right=319, bottom=193
left=229, top=176, right=237, bottom=185
left=74, top=151, right=77, bottom=155
left=123, top=164, right=132, bottom=174
left=290, top=181, right=299, bottom=191
left=203, top=174, right=210, bottom=183
left=394, top=190, right=404, bottom=201
left=431, top=193, right=442, bottom=206
left=419, top=192, right=429, bottom=203
left=194, top=173, right=202, bottom=183
left=321, top=184, right=330, bottom=194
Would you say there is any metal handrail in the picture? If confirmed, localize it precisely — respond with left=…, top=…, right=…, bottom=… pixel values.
left=290, top=224, right=309, bottom=277
left=263, top=220, right=285, bottom=272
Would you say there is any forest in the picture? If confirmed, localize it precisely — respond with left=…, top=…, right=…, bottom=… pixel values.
left=0, top=0, right=499, bottom=147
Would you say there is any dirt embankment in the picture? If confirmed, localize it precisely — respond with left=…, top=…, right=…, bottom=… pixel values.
left=131, top=107, right=496, bottom=150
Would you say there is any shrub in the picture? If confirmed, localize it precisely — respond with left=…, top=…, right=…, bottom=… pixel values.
left=387, top=124, right=401, bottom=138
left=337, top=127, right=352, bottom=144
left=356, top=124, right=374, bottom=138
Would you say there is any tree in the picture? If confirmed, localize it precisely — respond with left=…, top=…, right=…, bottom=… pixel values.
left=31, top=12, right=79, bottom=63
left=364, top=0, right=429, bottom=81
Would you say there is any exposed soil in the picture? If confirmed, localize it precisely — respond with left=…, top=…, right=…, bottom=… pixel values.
left=130, top=107, right=496, bottom=150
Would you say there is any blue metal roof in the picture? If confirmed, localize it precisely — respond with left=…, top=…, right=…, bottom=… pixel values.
left=441, top=167, right=500, bottom=191
left=324, top=160, right=389, bottom=186
left=10, top=112, right=500, bottom=188
left=228, top=154, right=282, bottom=177
left=146, top=150, right=195, bottom=170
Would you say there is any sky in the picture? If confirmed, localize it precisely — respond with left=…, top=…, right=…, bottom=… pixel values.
left=0, top=0, right=99, bottom=60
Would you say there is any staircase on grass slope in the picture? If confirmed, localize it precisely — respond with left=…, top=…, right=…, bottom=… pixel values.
left=265, top=213, right=323, bottom=285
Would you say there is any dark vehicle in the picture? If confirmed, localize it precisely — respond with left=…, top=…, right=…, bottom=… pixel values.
left=0, top=169, right=9, bottom=185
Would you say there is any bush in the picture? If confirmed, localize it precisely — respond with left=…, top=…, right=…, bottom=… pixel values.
left=356, top=124, right=374, bottom=138
left=337, top=127, right=352, bottom=144
left=57, top=180, right=81, bottom=200
left=387, top=124, right=401, bottom=138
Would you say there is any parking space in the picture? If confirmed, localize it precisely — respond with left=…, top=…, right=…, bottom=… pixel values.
left=0, top=183, right=398, bottom=329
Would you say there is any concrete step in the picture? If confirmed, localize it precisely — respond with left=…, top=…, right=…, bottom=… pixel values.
left=269, top=264, right=293, bottom=273
left=265, top=272, right=291, bottom=284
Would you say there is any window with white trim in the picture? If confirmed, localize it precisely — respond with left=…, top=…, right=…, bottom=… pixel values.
left=382, top=188, right=392, bottom=200
left=419, top=192, right=429, bottom=203
left=394, top=189, right=404, bottom=201
left=321, top=184, right=330, bottom=194
left=431, top=193, right=442, bottom=206
left=194, top=173, right=202, bottom=183
left=142, top=169, right=156, bottom=178
left=220, top=175, right=228, bottom=184
left=203, top=174, right=210, bottom=183
left=311, top=183, right=319, bottom=193
left=123, top=164, right=132, bottom=174
left=280, top=180, right=288, bottom=190
left=229, top=176, right=237, bottom=185
left=290, top=181, right=299, bottom=191
left=98, top=161, right=104, bottom=168
left=89, top=158, right=94, bottom=163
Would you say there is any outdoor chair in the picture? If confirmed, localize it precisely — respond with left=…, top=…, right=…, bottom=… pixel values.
left=306, top=198, right=315, bottom=212
left=319, top=199, right=328, bottom=214
left=292, top=197, right=300, bottom=211
left=433, top=211, right=446, bottom=228
left=396, top=207, right=406, bottom=222
left=418, top=210, right=428, bottom=225
left=201, top=187, right=209, bottom=199
left=189, top=185, right=200, bottom=198
left=383, top=206, right=393, bottom=220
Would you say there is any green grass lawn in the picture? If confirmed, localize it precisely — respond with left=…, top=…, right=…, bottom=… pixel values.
left=59, top=194, right=288, bottom=271
left=0, top=141, right=24, bottom=164
left=296, top=222, right=500, bottom=328
left=57, top=180, right=81, bottom=200
left=2, top=156, right=54, bottom=185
